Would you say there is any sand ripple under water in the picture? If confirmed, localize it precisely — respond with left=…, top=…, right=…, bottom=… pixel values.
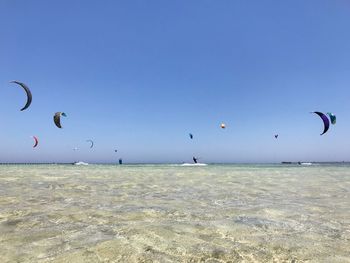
left=0, top=164, right=349, bottom=262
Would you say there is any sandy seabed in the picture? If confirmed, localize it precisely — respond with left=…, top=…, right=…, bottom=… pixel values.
left=0, top=164, right=349, bottom=262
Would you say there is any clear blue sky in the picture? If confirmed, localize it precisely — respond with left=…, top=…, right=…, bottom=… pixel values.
left=1, top=0, right=350, bottom=163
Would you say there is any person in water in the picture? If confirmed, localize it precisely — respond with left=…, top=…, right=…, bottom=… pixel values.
left=193, top=157, right=198, bottom=164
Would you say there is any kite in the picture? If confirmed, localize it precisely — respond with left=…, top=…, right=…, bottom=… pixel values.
left=327, top=112, right=336, bottom=125
left=312, top=112, right=330, bottom=135
left=53, top=112, right=67, bottom=128
left=86, top=139, right=94, bottom=148
left=10, top=81, right=32, bottom=111
left=32, top=136, right=38, bottom=148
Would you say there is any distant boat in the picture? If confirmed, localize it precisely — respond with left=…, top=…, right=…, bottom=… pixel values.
left=281, top=162, right=313, bottom=166
left=181, top=163, right=208, bottom=166
left=73, top=161, right=89, bottom=166
left=301, top=162, right=312, bottom=166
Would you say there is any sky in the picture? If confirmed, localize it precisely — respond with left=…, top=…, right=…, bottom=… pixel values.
left=1, top=0, right=350, bottom=163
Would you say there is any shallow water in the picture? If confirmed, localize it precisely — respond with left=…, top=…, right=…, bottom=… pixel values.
left=0, top=164, right=349, bottom=262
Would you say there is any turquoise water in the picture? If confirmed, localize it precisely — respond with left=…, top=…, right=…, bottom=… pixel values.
left=0, top=164, right=349, bottom=262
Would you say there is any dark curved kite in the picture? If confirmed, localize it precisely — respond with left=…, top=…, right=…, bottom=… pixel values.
left=86, top=139, right=94, bottom=148
left=313, top=111, right=330, bottom=135
left=32, top=136, right=38, bottom=148
left=10, top=81, right=32, bottom=111
left=274, top=134, right=278, bottom=139
left=53, top=112, right=67, bottom=128
left=189, top=133, right=193, bottom=139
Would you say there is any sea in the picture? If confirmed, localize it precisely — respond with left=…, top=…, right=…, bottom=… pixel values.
left=0, top=164, right=349, bottom=262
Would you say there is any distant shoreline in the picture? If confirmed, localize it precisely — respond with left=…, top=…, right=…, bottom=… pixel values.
left=0, top=162, right=349, bottom=165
